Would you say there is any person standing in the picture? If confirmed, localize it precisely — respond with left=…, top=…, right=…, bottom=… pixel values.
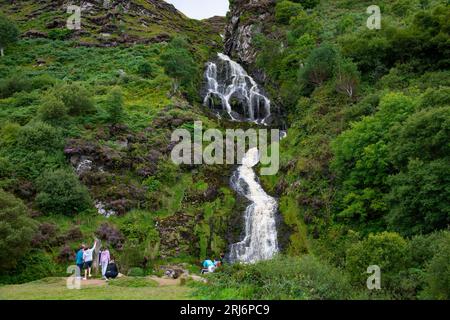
left=83, top=240, right=97, bottom=280
left=100, top=247, right=110, bottom=280
left=75, top=245, right=85, bottom=279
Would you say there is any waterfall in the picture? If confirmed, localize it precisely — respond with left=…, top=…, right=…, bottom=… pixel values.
left=202, top=53, right=279, bottom=264
left=229, top=148, right=279, bottom=263
left=203, top=53, right=271, bottom=124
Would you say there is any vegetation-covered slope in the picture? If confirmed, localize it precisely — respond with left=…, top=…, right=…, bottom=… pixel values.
left=0, top=0, right=449, bottom=301
left=198, top=0, right=450, bottom=300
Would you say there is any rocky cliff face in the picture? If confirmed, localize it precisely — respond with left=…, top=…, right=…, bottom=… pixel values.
left=224, top=0, right=275, bottom=68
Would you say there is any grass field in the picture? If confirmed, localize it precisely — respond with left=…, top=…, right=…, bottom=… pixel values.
left=0, top=277, right=194, bottom=300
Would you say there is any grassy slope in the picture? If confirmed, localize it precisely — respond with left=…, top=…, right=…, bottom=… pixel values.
left=0, top=1, right=236, bottom=285
left=0, top=277, right=193, bottom=300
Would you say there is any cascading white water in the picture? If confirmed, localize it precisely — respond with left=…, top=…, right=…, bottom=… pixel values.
left=202, top=53, right=279, bottom=263
left=229, top=148, right=279, bottom=263
left=204, top=53, right=271, bottom=123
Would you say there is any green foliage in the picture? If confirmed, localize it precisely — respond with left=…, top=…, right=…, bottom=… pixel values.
left=0, top=14, right=19, bottom=56
left=53, top=83, right=95, bottom=116
left=299, top=44, right=338, bottom=89
left=345, top=232, right=408, bottom=290
left=387, top=159, right=450, bottom=235
left=334, top=58, right=360, bottom=98
left=275, top=1, right=304, bottom=25
left=137, top=61, right=155, bottom=78
left=38, top=94, right=68, bottom=124
left=0, top=250, right=62, bottom=284
left=420, top=233, right=450, bottom=299
left=35, top=169, right=92, bottom=215
left=0, top=189, right=37, bottom=271
left=105, top=87, right=124, bottom=124
left=127, top=267, right=145, bottom=277
left=160, top=37, right=199, bottom=100
left=194, top=255, right=354, bottom=300
left=17, top=121, right=64, bottom=153
left=109, top=276, right=158, bottom=287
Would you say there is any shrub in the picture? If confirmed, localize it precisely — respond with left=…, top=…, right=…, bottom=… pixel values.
left=35, top=169, right=92, bottom=215
left=275, top=1, right=303, bottom=25
left=0, top=14, right=19, bottom=56
left=194, top=255, right=354, bottom=300
left=421, top=233, right=450, bottom=299
left=0, top=189, right=37, bottom=271
left=0, top=250, right=61, bottom=284
left=137, top=61, right=155, bottom=78
left=105, top=87, right=124, bottom=124
left=38, top=94, right=68, bottom=123
left=0, top=74, right=32, bottom=98
left=54, top=83, right=95, bottom=116
left=31, top=222, right=60, bottom=249
left=345, top=232, right=408, bottom=291
left=95, top=223, right=124, bottom=249
left=160, top=37, right=198, bottom=98
left=334, top=59, right=360, bottom=98
left=300, top=44, right=338, bottom=87
left=387, top=159, right=450, bottom=236
left=16, top=121, right=64, bottom=153
left=127, top=267, right=145, bottom=277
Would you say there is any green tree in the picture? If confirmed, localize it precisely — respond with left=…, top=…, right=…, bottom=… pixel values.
left=160, top=37, right=198, bottom=97
left=35, top=169, right=92, bottom=215
left=421, top=234, right=450, bottom=299
left=0, top=189, right=37, bottom=270
left=0, top=15, right=19, bottom=57
left=299, top=44, right=338, bottom=88
left=105, top=87, right=124, bottom=124
left=275, top=1, right=303, bottom=25
left=334, top=59, right=360, bottom=98
left=345, top=232, right=408, bottom=290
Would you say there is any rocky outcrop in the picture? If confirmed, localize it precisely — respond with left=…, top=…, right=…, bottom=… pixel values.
left=224, top=0, right=275, bottom=67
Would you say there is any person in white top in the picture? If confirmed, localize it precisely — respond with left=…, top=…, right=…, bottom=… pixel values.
left=83, top=240, right=97, bottom=280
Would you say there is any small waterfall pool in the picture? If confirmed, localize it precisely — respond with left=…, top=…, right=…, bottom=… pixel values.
left=203, top=53, right=279, bottom=264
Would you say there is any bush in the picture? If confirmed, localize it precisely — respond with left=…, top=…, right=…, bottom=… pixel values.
left=35, top=169, right=92, bottom=215
left=95, top=223, right=124, bottom=249
left=54, top=83, right=95, bottom=116
left=38, top=94, right=68, bottom=123
left=421, top=233, right=450, bottom=299
left=127, top=267, right=145, bottom=277
left=16, top=121, right=64, bottom=153
left=137, top=61, right=155, bottom=78
left=0, top=250, right=61, bottom=284
left=275, top=1, right=303, bottom=25
left=0, top=75, right=32, bottom=98
left=194, top=255, right=354, bottom=300
left=345, top=232, right=408, bottom=291
left=0, top=14, right=19, bottom=56
left=300, top=44, right=338, bottom=88
left=0, top=189, right=37, bottom=271
left=105, top=87, right=124, bottom=124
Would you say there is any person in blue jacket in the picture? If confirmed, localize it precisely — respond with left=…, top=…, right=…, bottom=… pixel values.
left=201, top=258, right=216, bottom=274
left=75, top=244, right=85, bottom=278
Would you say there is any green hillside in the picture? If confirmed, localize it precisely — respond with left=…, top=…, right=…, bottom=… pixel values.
left=0, top=0, right=449, bottom=301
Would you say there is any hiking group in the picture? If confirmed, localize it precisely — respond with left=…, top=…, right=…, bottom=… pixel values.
left=75, top=240, right=119, bottom=281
